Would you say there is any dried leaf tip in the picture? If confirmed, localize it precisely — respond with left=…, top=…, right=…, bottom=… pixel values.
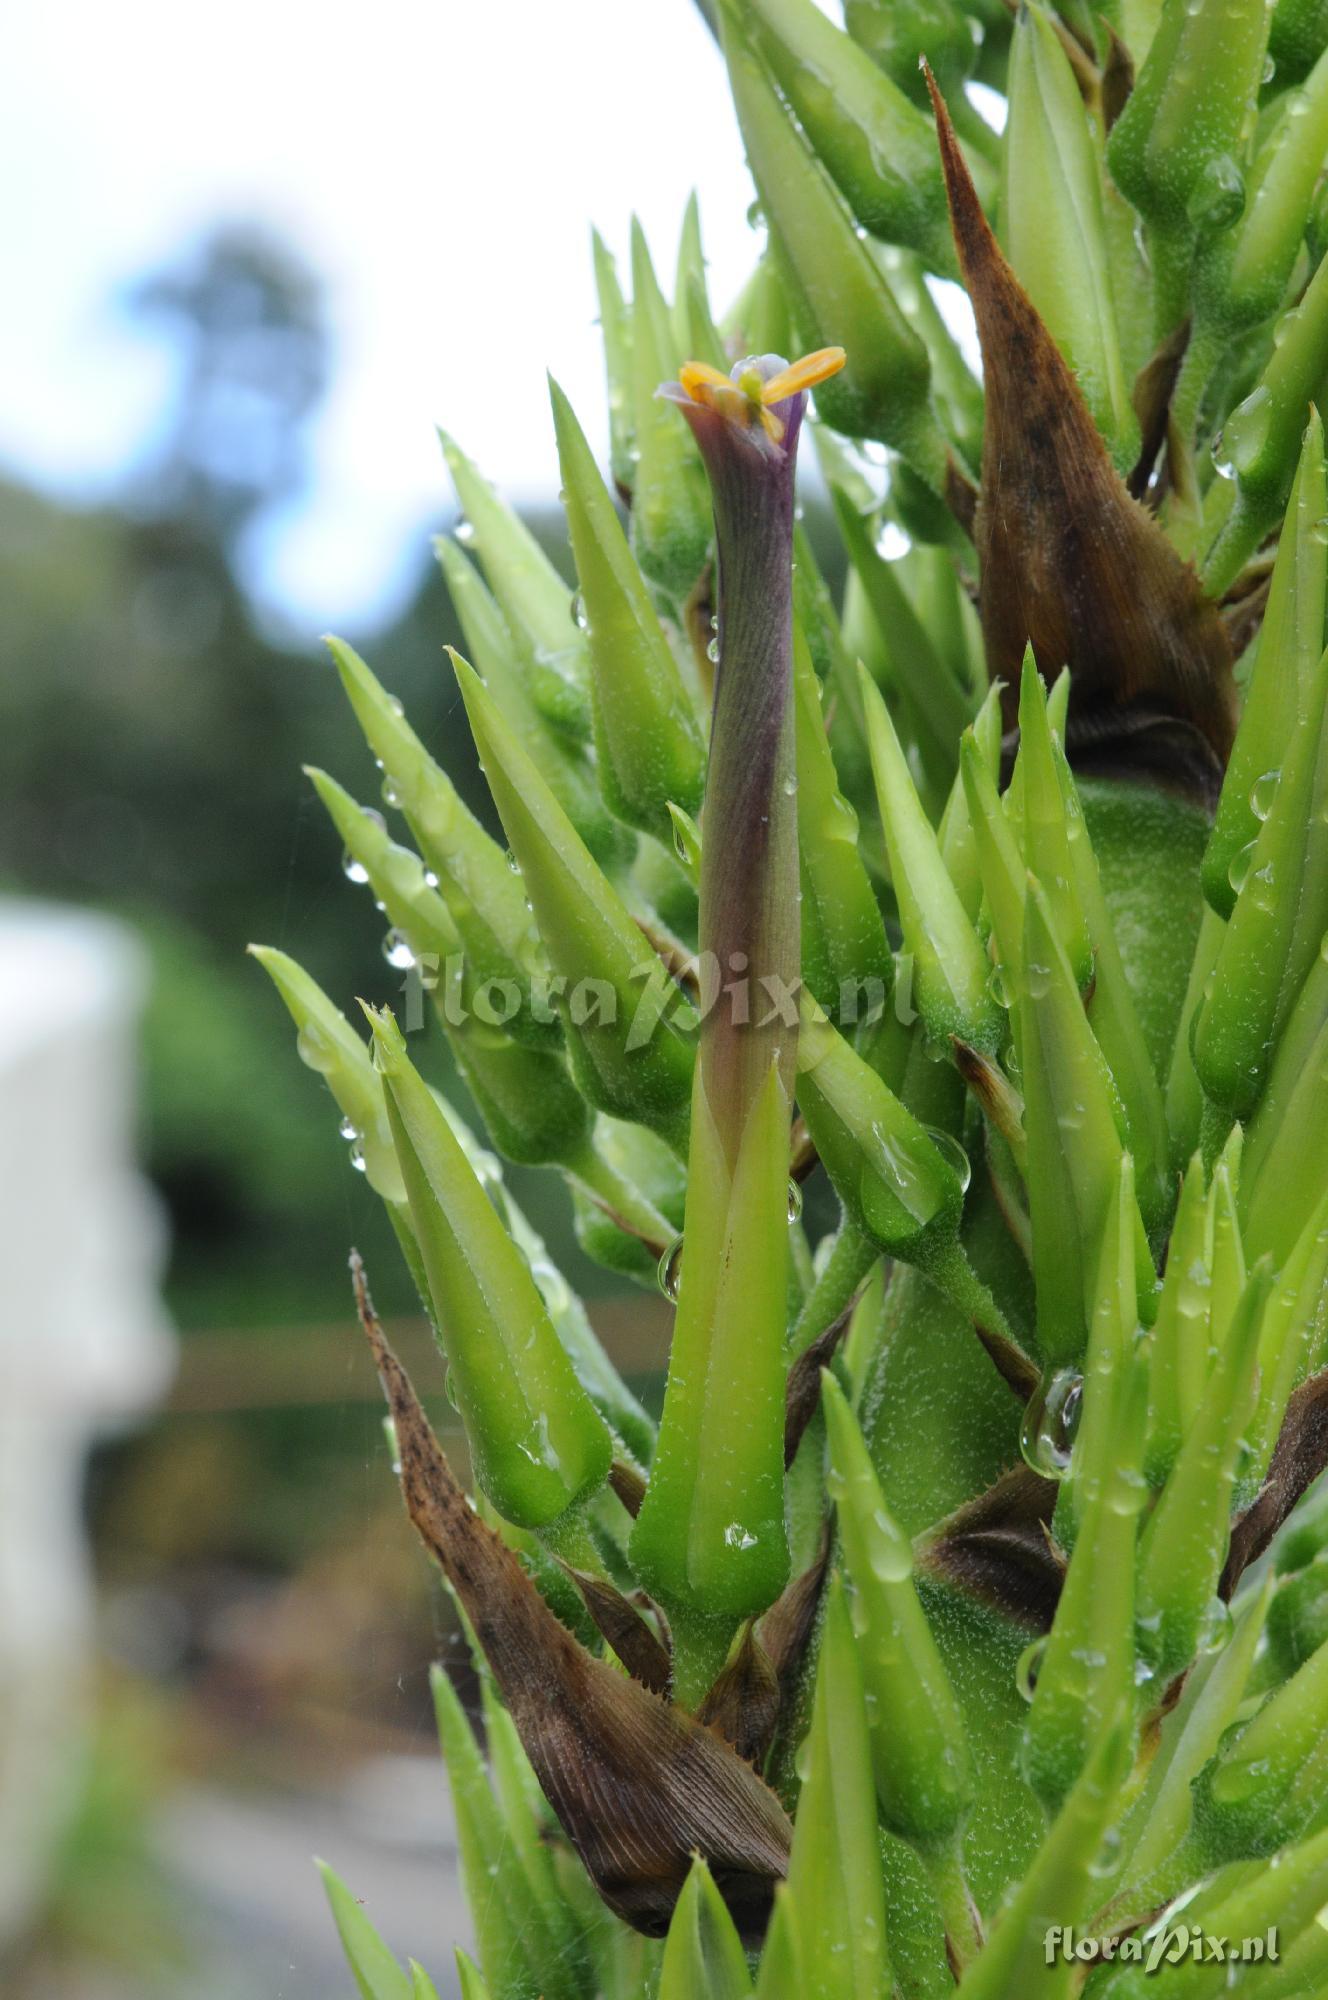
left=348, top=1253, right=792, bottom=1941
left=922, top=64, right=1237, bottom=800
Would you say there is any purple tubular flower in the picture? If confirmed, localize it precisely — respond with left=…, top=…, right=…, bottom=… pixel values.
left=662, top=347, right=845, bottom=1157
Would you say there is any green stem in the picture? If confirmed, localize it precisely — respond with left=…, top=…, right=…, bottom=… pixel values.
left=538, top=1502, right=612, bottom=1581
left=667, top=1604, right=737, bottom=1712
left=928, top=1236, right=1039, bottom=1400
left=924, top=1835, right=984, bottom=1974
left=1201, top=488, right=1273, bottom=599
left=1149, top=223, right=1195, bottom=343
left=566, top=1143, right=675, bottom=1252
left=789, top=1220, right=879, bottom=1358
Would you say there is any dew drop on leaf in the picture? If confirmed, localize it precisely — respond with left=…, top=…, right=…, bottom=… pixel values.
left=658, top=1237, right=684, bottom=1301
left=1016, top=1635, right=1047, bottom=1702
left=1020, top=1367, right=1083, bottom=1479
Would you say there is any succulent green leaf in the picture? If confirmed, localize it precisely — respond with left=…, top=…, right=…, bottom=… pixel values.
left=1106, top=0, right=1271, bottom=270
left=307, top=766, right=593, bottom=1170
left=860, top=669, right=1000, bottom=1056
left=1116, top=1573, right=1273, bottom=1898
left=1004, top=3, right=1138, bottom=470
left=318, top=1864, right=413, bottom=2000
left=452, top=649, right=695, bottom=1144
left=439, top=429, right=590, bottom=740
left=659, top=1855, right=754, bottom=2000
left=939, top=683, right=1003, bottom=923
left=793, top=620, right=892, bottom=1020
left=952, top=1715, right=1133, bottom=2000
left=1191, top=638, right=1328, bottom=1118
left=367, top=1006, right=612, bottom=1528
left=628, top=220, right=711, bottom=601
left=823, top=1373, right=973, bottom=1847
left=549, top=376, right=705, bottom=845
left=437, top=534, right=625, bottom=866
left=781, top=1577, right=893, bottom=1999
left=719, top=7, right=946, bottom=476
left=431, top=1668, right=580, bottom=2000
left=1143, top=1153, right=1212, bottom=1483
left=248, top=944, right=405, bottom=1206
left=1012, top=658, right=1093, bottom=992
left=1018, top=879, right=1150, bottom=1365
left=1026, top=1162, right=1147, bottom=1809
left=836, top=493, right=973, bottom=797
left=796, top=1002, right=965, bottom=1262
left=1136, top=1259, right=1270, bottom=1682
left=326, top=637, right=555, bottom=1051
left=1203, top=251, right=1328, bottom=593
left=727, top=0, right=959, bottom=276
left=1197, top=1626, right=1328, bottom=1859
left=1204, top=411, right=1328, bottom=919
left=630, top=1059, right=791, bottom=1628
left=591, top=229, right=635, bottom=496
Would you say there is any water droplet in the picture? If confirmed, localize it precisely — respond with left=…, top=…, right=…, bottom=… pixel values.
left=383, top=929, right=416, bottom=970
left=987, top=962, right=1012, bottom=1009
left=348, top=1139, right=367, bottom=1173
left=1249, top=770, right=1280, bottom=820
left=1313, top=515, right=1328, bottom=547
left=1273, top=306, right=1301, bottom=350
left=455, top=518, right=476, bottom=546
left=874, top=520, right=911, bottom=562
left=423, top=868, right=440, bottom=890
left=571, top=589, right=589, bottom=631
left=1211, top=431, right=1235, bottom=481
left=338, top=1116, right=358, bottom=1142
left=1192, top=141, right=1245, bottom=231
left=782, top=775, right=798, bottom=797
left=1089, top=1823, right=1123, bottom=1879
left=1228, top=838, right=1258, bottom=897
left=706, top=634, right=720, bottom=664
left=382, top=776, right=401, bottom=809
left=1025, top=957, right=1053, bottom=999
left=1020, top=1367, right=1083, bottom=1479
left=1197, top=1596, right=1233, bottom=1655
left=786, top=1179, right=803, bottom=1224
left=1263, top=51, right=1276, bottom=81
left=925, top=1128, right=972, bottom=1193
left=1225, top=384, right=1273, bottom=477
left=658, top=1237, right=684, bottom=1301
left=746, top=198, right=765, bottom=229
left=505, top=849, right=522, bottom=874
left=1016, top=1635, right=1047, bottom=1702
left=342, top=850, right=370, bottom=884
left=295, top=1022, right=336, bottom=1075
left=724, top=1521, right=758, bottom=1550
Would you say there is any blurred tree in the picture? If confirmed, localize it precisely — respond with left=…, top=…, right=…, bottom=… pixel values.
left=127, top=225, right=328, bottom=550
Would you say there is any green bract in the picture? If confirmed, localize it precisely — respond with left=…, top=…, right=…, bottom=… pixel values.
left=255, top=4, right=1328, bottom=1990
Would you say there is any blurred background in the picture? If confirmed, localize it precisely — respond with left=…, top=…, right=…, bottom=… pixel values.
left=0, top=4, right=772, bottom=1993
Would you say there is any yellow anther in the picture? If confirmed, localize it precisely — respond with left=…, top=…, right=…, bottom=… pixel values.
left=675, top=346, right=846, bottom=445
left=758, top=346, right=847, bottom=404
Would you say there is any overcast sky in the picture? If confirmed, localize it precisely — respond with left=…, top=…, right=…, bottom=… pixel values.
left=1, top=1, right=776, bottom=629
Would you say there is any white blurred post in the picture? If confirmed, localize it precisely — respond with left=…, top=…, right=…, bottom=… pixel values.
left=0, top=903, right=173, bottom=1942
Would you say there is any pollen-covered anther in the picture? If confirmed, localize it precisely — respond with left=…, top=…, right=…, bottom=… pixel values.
left=674, top=346, right=846, bottom=444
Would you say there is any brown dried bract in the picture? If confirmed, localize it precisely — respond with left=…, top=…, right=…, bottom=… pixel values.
left=349, top=1252, right=792, bottom=1938
left=1222, top=1367, right=1328, bottom=1596
left=925, top=69, right=1237, bottom=789
left=918, top=1461, right=1066, bottom=1631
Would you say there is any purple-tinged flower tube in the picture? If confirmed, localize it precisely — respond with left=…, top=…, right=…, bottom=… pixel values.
left=630, top=348, right=845, bottom=1695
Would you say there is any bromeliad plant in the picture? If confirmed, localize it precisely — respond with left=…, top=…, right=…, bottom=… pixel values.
left=255, top=0, right=1328, bottom=1991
